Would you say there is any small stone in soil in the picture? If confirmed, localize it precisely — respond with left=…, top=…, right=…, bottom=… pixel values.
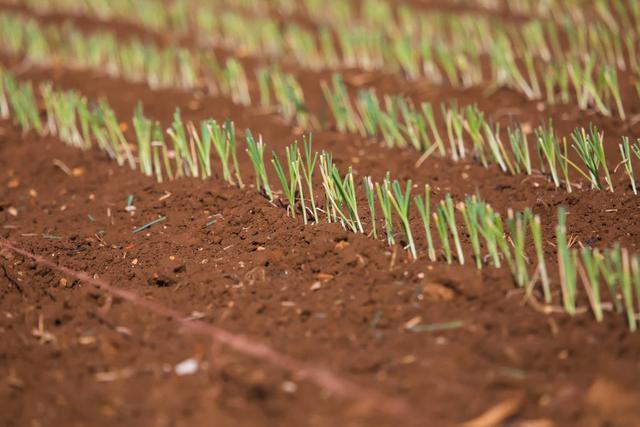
left=175, top=358, right=199, bottom=376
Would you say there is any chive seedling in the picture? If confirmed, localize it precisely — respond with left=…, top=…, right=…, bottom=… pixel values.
left=458, top=197, right=482, bottom=269
left=272, top=142, right=301, bottom=218
left=300, top=135, right=319, bottom=223
left=535, top=121, right=560, bottom=188
left=433, top=206, right=452, bottom=264
left=167, top=109, right=197, bottom=178
left=375, top=175, right=395, bottom=245
left=133, top=102, right=153, bottom=176
left=528, top=211, right=550, bottom=303
left=421, top=103, right=445, bottom=156
left=507, top=125, right=531, bottom=175
left=321, top=74, right=361, bottom=133
left=414, top=185, right=436, bottom=262
left=245, top=130, right=272, bottom=201
left=571, top=125, right=613, bottom=192
left=507, top=209, right=529, bottom=288
left=440, top=194, right=464, bottom=265
left=363, top=176, right=377, bottom=239
left=388, top=180, right=416, bottom=259
left=580, top=248, right=603, bottom=322
left=330, top=165, right=363, bottom=233
left=621, top=248, right=637, bottom=331
left=619, top=137, right=637, bottom=195
left=556, top=208, right=578, bottom=315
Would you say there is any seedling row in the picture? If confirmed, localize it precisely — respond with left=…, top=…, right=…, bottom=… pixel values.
left=2, top=65, right=640, bottom=330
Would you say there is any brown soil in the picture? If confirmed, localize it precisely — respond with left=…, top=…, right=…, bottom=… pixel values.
left=2, top=3, right=640, bottom=427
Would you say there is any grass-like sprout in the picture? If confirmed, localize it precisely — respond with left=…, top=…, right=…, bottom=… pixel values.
left=414, top=185, right=436, bottom=262
left=603, top=66, right=625, bottom=120
left=256, top=68, right=271, bottom=108
left=527, top=210, right=551, bottom=303
left=353, top=90, right=379, bottom=137
left=483, top=122, right=514, bottom=175
left=167, top=109, right=197, bottom=177
left=4, top=76, right=44, bottom=136
left=206, top=120, right=231, bottom=184
left=206, top=119, right=242, bottom=187
left=245, top=130, right=272, bottom=201
left=579, top=248, right=603, bottom=322
left=133, top=102, right=153, bottom=177
left=440, top=194, right=465, bottom=265
left=571, top=125, right=613, bottom=192
left=556, top=208, right=578, bottom=315
left=40, top=84, right=83, bottom=148
left=319, top=154, right=363, bottom=233
left=151, top=126, right=172, bottom=183
left=76, top=97, right=93, bottom=150
left=559, top=137, right=573, bottom=193
left=442, top=102, right=465, bottom=161
left=331, top=165, right=363, bottom=233
left=619, top=137, right=637, bottom=195
left=507, top=209, right=529, bottom=288
left=272, top=142, right=302, bottom=218
left=268, top=67, right=313, bottom=128
left=596, top=248, right=624, bottom=314
left=433, top=205, right=452, bottom=264
left=321, top=74, right=361, bottom=133
left=398, top=97, right=427, bottom=151
left=388, top=180, right=416, bottom=259
left=300, top=135, right=319, bottom=223
left=421, top=103, right=445, bottom=156
left=464, top=104, right=488, bottom=167
left=97, top=100, right=136, bottom=170
left=535, top=121, right=560, bottom=188
left=223, top=58, right=251, bottom=106
left=363, top=176, right=377, bottom=239
left=507, top=125, right=532, bottom=175
left=620, top=247, right=637, bottom=331
left=375, top=175, right=395, bottom=246
left=188, top=121, right=212, bottom=179
left=476, top=203, right=501, bottom=268
left=319, top=152, right=337, bottom=223
left=458, top=196, right=482, bottom=269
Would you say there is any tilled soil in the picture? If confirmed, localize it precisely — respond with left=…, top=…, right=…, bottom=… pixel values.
left=3, top=122, right=640, bottom=427
left=2, top=3, right=640, bottom=427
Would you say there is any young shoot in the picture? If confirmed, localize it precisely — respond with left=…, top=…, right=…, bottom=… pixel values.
left=363, top=176, right=377, bottom=239
left=272, top=142, right=302, bottom=218
left=556, top=208, right=578, bottom=315
left=245, top=130, right=273, bottom=201
left=440, top=194, right=465, bottom=265
left=527, top=210, right=551, bottom=303
left=619, top=137, right=637, bottom=195
left=388, top=180, right=417, bottom=259
left=414, top=185, right=436, bottom=262
left=571, top=125, right=613, bottom=192
left=376, top=175, right=395, bottom=246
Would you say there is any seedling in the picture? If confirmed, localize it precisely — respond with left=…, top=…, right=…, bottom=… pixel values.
left=619, top=137, right=637, bottom=195
left=414, top=185, right=436, bottom=262
left=245, top=130, right=273, bottom=201
left=363, top=176, right=377, bottom=239
left=556, top=208, right=578, bottom=315
left=272, top=142, right=302, bottom=218
left=375, top=175, right=395, bottom=246
left=571, top=125, right=613, bottom=192
left=388, top=180, right=416, bottom=259
left=528, top=211, right=551, bottom=303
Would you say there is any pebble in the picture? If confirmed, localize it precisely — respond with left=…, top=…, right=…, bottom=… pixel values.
left=175, top=358, right=199, bottom=376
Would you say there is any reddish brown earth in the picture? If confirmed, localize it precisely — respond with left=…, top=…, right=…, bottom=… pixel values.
left=2, top=4, right=640, bottom=427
